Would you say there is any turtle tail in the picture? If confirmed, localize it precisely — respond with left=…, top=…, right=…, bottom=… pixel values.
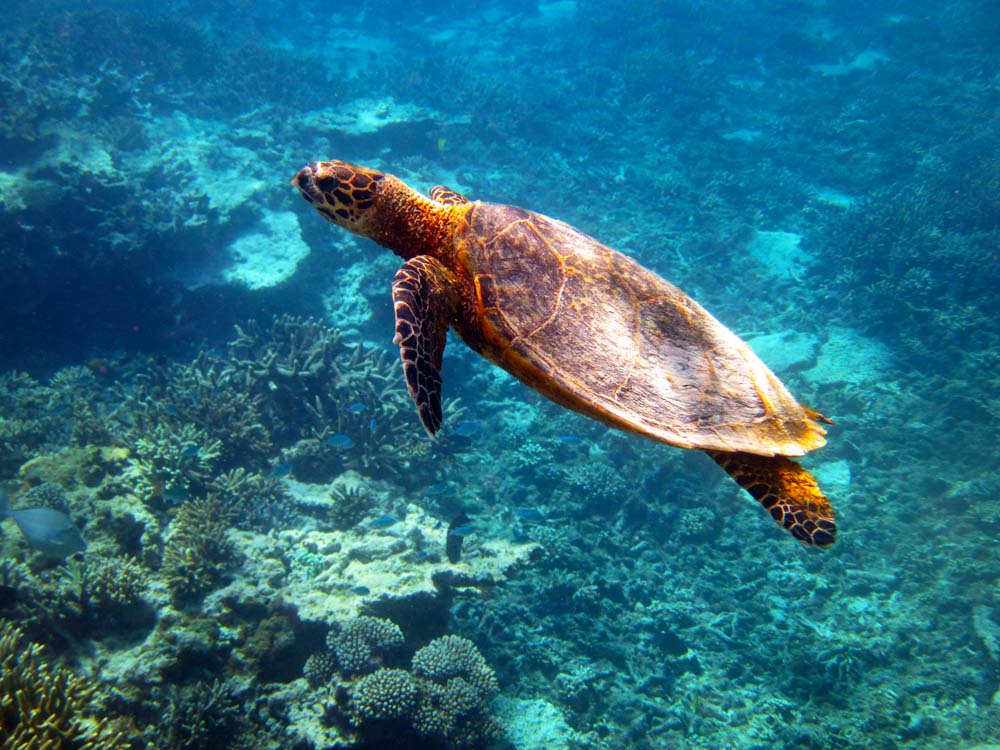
left=707, top=451, right=836, bottom=547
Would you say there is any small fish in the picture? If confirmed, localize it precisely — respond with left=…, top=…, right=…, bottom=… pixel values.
left=514, top=507, right=544, bottom=521
left=164, top=404, right=179, bottom=416
left=451, top=420, right=478, bottom=437
left=369, top=418, right=378, bottom=430
left=269, top=463, right=293, bottom=478
left=180, top=445, right=200, bottom=457
left=369, top=514, right=397, bottom=528
left=325, top=434, right=355, bottom=450
left=351, top=585, right=371, bottom=595
left=449, top=525, right=475, bottom=537
left=162, top=485, right=190, bottom=503
left=446, top=512, right=471, bottom=563
left=558, top=434, right=582, bottom=444
left=345, top=402, right=366, bottom=415
left=1, top=492, right=86, bottom=559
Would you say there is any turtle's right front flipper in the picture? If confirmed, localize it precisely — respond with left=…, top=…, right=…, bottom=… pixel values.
left=392, top=256, right=458, bottom=436
left=707, top=450, right=837, bottom=547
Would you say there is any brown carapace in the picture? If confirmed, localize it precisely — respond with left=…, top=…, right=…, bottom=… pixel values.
left=291, top=160, right=838, bottom=547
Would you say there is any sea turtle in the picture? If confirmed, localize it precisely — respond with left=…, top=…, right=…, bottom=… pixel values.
left=291, top=161, right=837, bottom=546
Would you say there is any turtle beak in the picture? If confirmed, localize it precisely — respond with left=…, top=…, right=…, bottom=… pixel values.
left=291, top=163, right=322, bottom=204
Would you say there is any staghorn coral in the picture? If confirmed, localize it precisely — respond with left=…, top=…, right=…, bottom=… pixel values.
left=209, top=468, right=297, bottom=532
left=0, top=371, right=61, bottom=475
left=161, top=495, right=238, bottom=600
left=225, top=316, right=447, bottom=483
left=123, top=422, right=220, bottom=505
left=327, top=616, right=405, bottom=676
left=156, top=679, right=243, bottom=750
left=149, top=351, right=272, bottom=470
left=64, top=555, right=148, bottom=613
left=0, top=620, right=130, bottom=750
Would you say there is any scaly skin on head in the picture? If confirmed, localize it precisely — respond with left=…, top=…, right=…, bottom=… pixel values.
left=290, top=161, right=465, bottom=261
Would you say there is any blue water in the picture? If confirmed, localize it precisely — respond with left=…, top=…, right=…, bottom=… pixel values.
left=1, top=1, right=998, bottom=748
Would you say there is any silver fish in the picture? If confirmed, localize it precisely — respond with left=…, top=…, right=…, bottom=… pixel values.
left=2, top=492, right=86, bottom=558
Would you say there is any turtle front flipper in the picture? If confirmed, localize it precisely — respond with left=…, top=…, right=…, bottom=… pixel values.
left=392, top=256, right=459, bottom=436
left=707, top=451, right=837, bottom=547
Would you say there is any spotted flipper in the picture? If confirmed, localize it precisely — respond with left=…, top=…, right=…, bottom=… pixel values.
left=430, top=185, right=469, bottom=206
left=392, top=256, right=458, bottom=436
left=708, top=451, right=837, bottom=547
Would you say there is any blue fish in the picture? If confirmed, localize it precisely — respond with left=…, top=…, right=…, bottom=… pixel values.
left=449, top=525, right=475, bottom=537
left=369, top=514, right=397, bottom=528
left=180, top=445, right=200, bottom=457
left=451, top=420, right=478, bottom=437
left=351, top=585, right=371, bottom=595
left=1, top=492, right=86, bottom=559
left=325, top=434, right=355, bottom=450
left=514, top=507, right=544, bottom=521
left=558, top=434, right=582, bottom=444
left=345, top=402, right=366, bottom=415
left=269, top=463, right=293, bottom=478
left=369, top=418, right=378, bottom=430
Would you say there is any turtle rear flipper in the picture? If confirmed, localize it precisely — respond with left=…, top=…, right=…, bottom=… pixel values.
left=708, top=451, right=837, bottom=546
left=392, top=256, right=458, bottom=436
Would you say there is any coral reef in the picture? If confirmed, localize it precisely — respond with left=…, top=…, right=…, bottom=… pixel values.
left=300, top=616, right=503, bottom=749
left=0, top=620, right=131, bottom=750
left=328, top=616, right=405, bottom=676
left=1, top=3, right=998, bottom=750
left=410, top=635, right=502, bottom=746
left=209, top=468, right=298, bottom=532
left=162, top=495, right=239, bottom=601
left=351, top=667, right=420, bottom=722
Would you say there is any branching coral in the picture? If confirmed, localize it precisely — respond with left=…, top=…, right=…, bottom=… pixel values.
left=303, top=650, right=338, bottom=688
left=341, top=633, right=502, bottom=747
left=225, top=315, right=445, bottom=483
left=161, top=495, right=238, bottom=600
left=352, top=668, right=420, bottom=722
left=123, top=422, right=220, bottom=505
left=0, top=620, right=130, bottom=750
left=60, top=555, right=148, bottom=614
left=112, top=351, right=271, bottom=474
left=0, top=372, right=62, bottom=475
left=210, top=468, right=297, bottom=532
left=327, top=616, right=405, bottom=676
left=411, top=635, right=500, bottom=702
left=157, top=679, right=243, bottom=750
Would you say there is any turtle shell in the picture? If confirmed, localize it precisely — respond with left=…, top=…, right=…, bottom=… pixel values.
left=452, top=204, right=826, bottom=457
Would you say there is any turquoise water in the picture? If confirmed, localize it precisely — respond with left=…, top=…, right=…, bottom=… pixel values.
left=0, top=1, right=998, bottom=748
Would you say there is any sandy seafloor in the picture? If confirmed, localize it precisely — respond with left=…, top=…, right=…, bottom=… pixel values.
left=0, top=1, right=998, bottom=749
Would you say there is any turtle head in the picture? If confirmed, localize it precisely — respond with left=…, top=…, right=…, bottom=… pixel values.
left=291, top=161, right=387, bottom=238
left=293, top=159, right=461, bottom=260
